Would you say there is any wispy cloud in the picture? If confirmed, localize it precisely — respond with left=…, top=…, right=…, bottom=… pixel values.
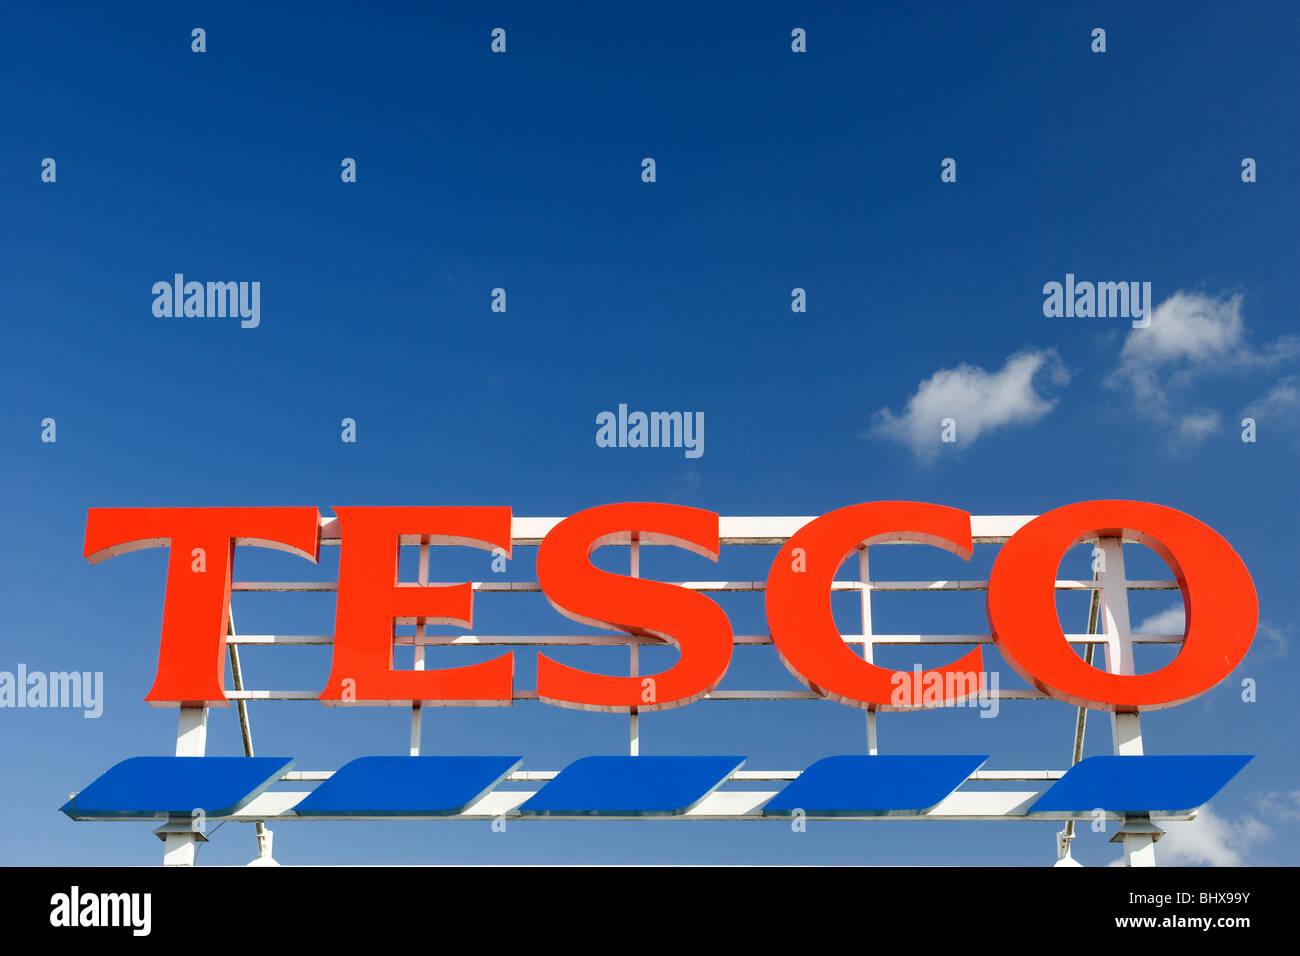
left=1136, top=601, right=1286, bottom=658
left=1251, top=790, right=1300, bottom=822
left=1156, top=803, right=1269, bottom=866
left=869, top=349, right=1068, bottom=460
left=1106, top=291, right=1299, bottom=442
left=1134, top=603, right=1185, bottom=635
left=1254, top=621, right=1291, bottom=659
left=1245, top=375, right=1299, bottom=415
left=1135, top=602, right=1286, bottom=657
left=1243, top=374, right=1300, bottom=439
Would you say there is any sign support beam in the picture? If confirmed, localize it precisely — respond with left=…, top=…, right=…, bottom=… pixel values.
left=1098, top=537, right=1163, bottom=866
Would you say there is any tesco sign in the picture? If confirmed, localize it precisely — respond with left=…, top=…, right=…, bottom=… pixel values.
left=83, top=500, right=1257, bottom=715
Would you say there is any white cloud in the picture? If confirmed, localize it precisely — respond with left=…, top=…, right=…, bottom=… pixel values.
left=1254, top=620, right=1290, bottom=658
left=869, top=349, right=1068, bottom=459
left=1174, top=410, right=1221, bottom=442
left=1245, top=375, right=1300, bottom=416
left=1106, top=291, right=1299, bottom=442
left=1251, top=790, right=1300, bottom=822
left=1134, top=603, right=1184, bottom=635
left=1243, top=375, right=1300, bottom=438
left=1156, top=803, right=1269, bottom=866
left=1133, top=605, right=1285, bottom=658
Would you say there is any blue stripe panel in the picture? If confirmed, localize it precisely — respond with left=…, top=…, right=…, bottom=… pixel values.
left=1028, top=755, right=1253, bottom=814
left=763, top=755, right=989, bottom=817
left=61, top=756, right=294, bottom=820
left=292, top=755, right=522, bottom=818
left=519, top=755, right=746, bottom=817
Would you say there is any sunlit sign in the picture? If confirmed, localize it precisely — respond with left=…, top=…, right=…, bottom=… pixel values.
left=83, top=500, right=1257, bottom=714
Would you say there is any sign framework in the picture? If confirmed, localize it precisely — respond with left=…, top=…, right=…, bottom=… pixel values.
left=63, top=502, right=1257, bottom=867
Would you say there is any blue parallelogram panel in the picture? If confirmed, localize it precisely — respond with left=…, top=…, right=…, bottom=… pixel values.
left=1028, top=755, right=1253, bottom=814
left=519, top=755, right=746, bottom=817
left=292, top=755, right=522, bottom=817
left=762, top=755, right=989, bottom=817
left=61, top=756, right=294, bottom=820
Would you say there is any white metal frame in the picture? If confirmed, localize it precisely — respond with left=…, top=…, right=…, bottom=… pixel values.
left=151, top=515, right=1181, bottom=866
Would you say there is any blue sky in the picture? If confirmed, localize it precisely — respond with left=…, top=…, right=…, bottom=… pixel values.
left=1, top=1, right=1296, bottom=865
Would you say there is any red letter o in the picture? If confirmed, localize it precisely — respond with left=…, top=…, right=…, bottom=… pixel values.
left=987, top=500, right=1257, bottom=711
